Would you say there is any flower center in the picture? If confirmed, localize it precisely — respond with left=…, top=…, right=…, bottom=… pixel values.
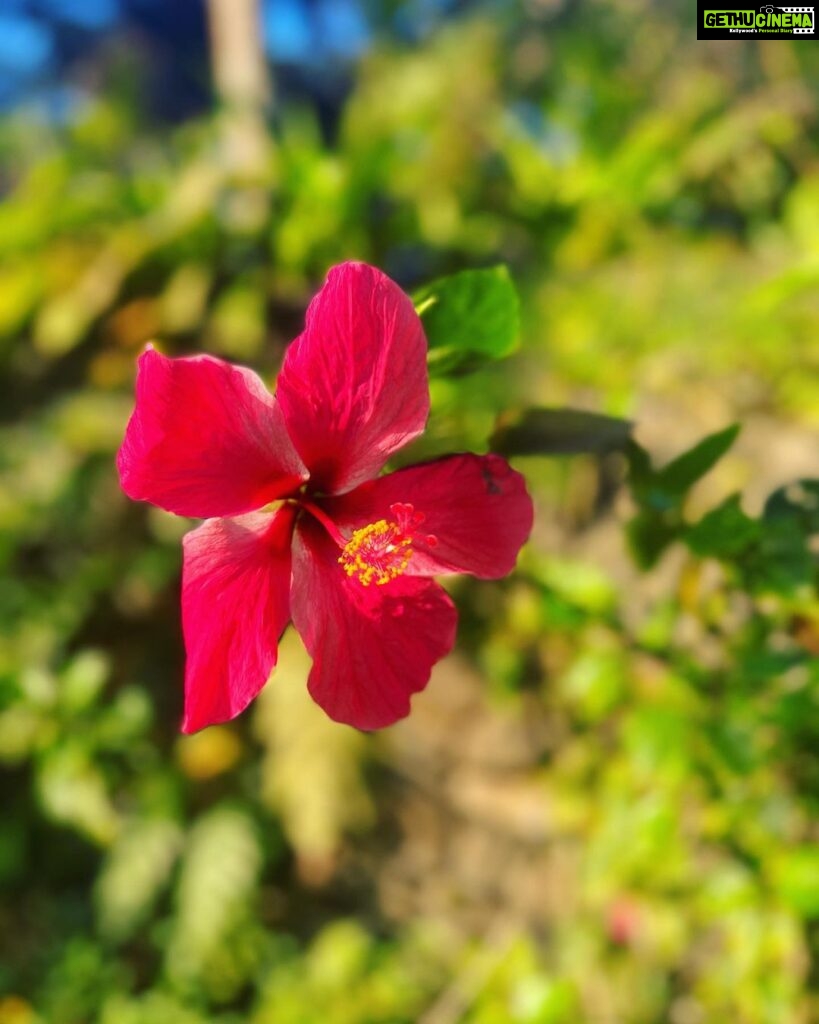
left=338, top=503, right=435, bottom=587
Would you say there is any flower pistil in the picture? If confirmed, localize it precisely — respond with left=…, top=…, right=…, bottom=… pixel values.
left=339, top=502, right=437, bottom=587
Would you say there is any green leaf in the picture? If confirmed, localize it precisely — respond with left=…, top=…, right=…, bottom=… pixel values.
left=490, top=407, right=632, bottom=456
left=748, top=518, right=814, bottom=593
left=627, top=425, right=740, bottom=511
left=626, top=428, right=742, bottom=570
left=626, top=508, right=682, bottom=569
left=655, top=424, right=740, bottom=499
left=625, top=440, right=676, bottom=512
left=685, top=493, right=761, bottom=559
left=772, top=846, right=819, bottom=918
left=415, top=265, right=519, bottom=373
left=764, top=479, right=819, bottom=534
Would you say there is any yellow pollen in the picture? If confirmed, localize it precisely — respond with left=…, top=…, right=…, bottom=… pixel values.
left=338, top=518, right=413, bottom=587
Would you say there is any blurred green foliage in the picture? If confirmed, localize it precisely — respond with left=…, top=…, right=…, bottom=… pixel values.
left=2, top=1, right=819, bottom=1022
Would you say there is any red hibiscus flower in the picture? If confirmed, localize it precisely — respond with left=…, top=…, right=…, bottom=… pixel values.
left=118, top=262, right=533, bottom=732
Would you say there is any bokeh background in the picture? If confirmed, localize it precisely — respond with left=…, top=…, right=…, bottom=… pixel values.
left=3, top=1, right=819, bottom=1021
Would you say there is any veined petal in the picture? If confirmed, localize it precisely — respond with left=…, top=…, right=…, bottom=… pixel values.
left=277, top=262, right=429, bottom=495
left=181, top=507, right=296, bottom=733
left=324, top=453, right=533, bottom=579
left=118, top=347, right=308, bottom=518
left=290, top=517, right=457, bottom=730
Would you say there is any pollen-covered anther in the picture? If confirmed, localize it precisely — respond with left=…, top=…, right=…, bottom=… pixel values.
left=339, top=517, right=415, bottom=587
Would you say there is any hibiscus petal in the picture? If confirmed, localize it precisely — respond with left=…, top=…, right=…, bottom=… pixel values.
left=181, top=507, right=295, bottom=733
left=118, top=347, right=308, bottom=518
left=290, top=516, right=457, bottom=730
left=277, top=262, right=429, bottom=495
left=324, top=453, right=533, bottom=579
